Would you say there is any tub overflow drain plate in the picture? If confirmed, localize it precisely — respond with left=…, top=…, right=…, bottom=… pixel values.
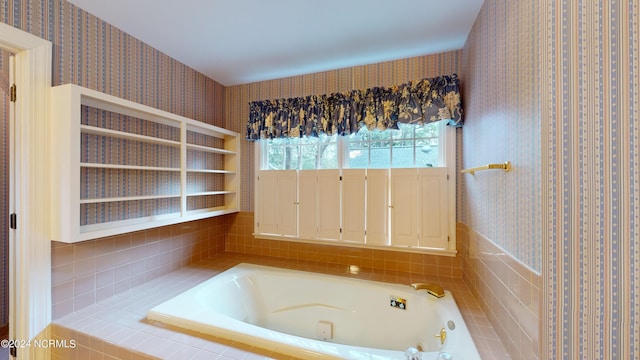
left=447, top=320, right=456, bottom=330
left=317, top=321, right=333, bottom=340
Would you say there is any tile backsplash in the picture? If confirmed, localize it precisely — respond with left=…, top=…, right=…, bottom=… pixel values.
left=458, top=222, right=541, bottom=359
left=51, top=211, right=537, bottom=360
left=225, top=212, right=463, bottom=279
left=51, top=217, right=228, bottom=319
left=52, top=211, right=466, bottom=320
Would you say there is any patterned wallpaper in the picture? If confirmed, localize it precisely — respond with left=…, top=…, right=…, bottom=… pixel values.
left=463, top=0, right=640, bottom=358
left=2, top=0, right=637, bottom=358
left=0, top=0, right=227, bottom=231
left=0, top=48, right=9, bottom=328
left=540, top=0, right=640, bottom=358
left=460, top=1, right=542, bottom=358
left=1, top=0, right=225, bottom=125
left=0, top=0, right=228, bottom=324
left=224, top=51, right=462, bottom=211
left=459, top=1, right=541, bottom=273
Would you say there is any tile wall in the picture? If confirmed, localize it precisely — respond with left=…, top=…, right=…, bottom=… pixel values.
left=49, top=252, right=509, bottom=360
left=51, top=217, right=228, bottom=319
left=458, top=222, right=541, bottom=359
left=225, top=212, right=463, bottom=279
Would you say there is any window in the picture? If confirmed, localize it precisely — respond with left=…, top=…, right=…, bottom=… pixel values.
left=260, top=120, right=445, bottom=170
left=347, top=121, right=443, bottom=169
left=254, top=120, right=456, bottom=256
left=263, top=133, right=338, bottom=170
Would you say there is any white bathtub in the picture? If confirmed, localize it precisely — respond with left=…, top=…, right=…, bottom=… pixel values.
left=148, top=263, right=481, bottom=360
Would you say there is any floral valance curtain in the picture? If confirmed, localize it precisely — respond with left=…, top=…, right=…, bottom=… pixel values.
left=246, top=73, right=463, bottom=141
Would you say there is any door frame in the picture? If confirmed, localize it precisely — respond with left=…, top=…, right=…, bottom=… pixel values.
left=1, top=22, right=52, bottom=360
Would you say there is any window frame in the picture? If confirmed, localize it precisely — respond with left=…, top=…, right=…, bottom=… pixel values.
left=253, top=123, right=457, bottom=257
left=259, top=121, right=447, bottom=171
left=343, top=121, right=446, bottom=169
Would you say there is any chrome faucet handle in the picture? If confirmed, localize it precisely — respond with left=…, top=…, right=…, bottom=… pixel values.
left=404, top=346, right=422, bottom=360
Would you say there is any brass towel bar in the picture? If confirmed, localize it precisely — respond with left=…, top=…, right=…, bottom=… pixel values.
left=461, top=161, right=511, bottom=175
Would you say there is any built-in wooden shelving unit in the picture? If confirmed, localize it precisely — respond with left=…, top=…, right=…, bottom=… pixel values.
left=50, top=84, right=239, bottom=243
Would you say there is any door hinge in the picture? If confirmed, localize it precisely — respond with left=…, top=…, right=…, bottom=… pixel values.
left=9, top=213, right=16, bottom=229
left=10, top=84, right=16, bottom=102
left=447, top=236, right=450, bottom=242
left=339, top=176, right=342, bottom=181
left=10, top=344, right=16, bottom=357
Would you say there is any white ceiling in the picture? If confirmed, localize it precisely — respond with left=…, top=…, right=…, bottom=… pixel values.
left=67, top=0, right=484, bottom=86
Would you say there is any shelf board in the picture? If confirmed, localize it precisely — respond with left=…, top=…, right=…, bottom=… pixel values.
left=186, top=123, right=233, bottom=139
left=79, top=212, right=182, bottom=236
left=81, top=164, right=233, bottom=173
left=80, top=194, right=181, bottom=204
left=186, top=143, right=236, bottom=155
left=81, top=125, right=181, bottom=147
left=81, top=95, right=183, bottom=129
left=186, top=169, right=235, bottom=174
left=185, top=207, right=238, bottom=217
left=81, top=163, right=180, bottom=172
left=186, top=191, right=235, bottom=197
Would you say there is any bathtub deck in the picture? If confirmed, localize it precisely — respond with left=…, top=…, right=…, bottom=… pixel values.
left=51, top=252, right=511, bottom=360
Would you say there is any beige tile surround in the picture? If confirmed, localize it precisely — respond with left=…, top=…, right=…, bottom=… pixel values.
left=51, top=212, right=465, bottom=321
left=51, top=217, right=228, bottom=320
left=226, top=212, right=464, bottom=278
left=51, top=252, right=509, bottom=359
left=458, top=223, right=541, bottom=360
left=49, top=213, right=522, bottom=359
